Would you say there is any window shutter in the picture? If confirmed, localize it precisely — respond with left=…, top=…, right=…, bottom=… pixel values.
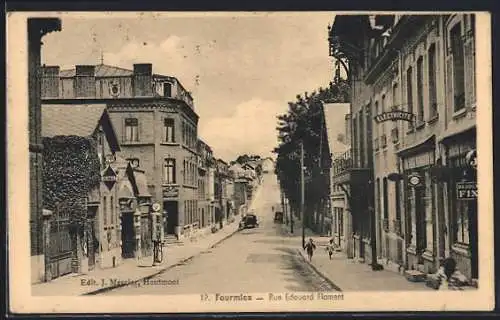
left=464, top=36, right=475, bottom=108
left=445, top=50, right=454, bottom=114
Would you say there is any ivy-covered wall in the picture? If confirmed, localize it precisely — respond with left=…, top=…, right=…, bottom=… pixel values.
left=42, top=135, right=102, bottom=233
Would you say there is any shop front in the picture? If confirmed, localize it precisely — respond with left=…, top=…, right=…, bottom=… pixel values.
left=440, top=127, right=477, bottom=281
left=398, top=135, right=438, bottom=274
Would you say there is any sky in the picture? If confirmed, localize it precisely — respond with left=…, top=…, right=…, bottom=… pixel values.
left=41, top=12, right=337, bottom=162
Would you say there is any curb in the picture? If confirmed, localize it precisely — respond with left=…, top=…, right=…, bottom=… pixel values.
left=83, top=225, right=241, bottom=296
left=295, top=249, right=342, bottom=292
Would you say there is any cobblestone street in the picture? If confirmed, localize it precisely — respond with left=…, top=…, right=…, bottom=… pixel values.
left=104, top=174, right=336, bottom=295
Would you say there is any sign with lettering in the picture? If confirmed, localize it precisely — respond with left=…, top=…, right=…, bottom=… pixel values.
left=102, top=165, right=117, bottom=190
left=456, top=181, right=477, bottom=200
left=374, top=110, right=415, bottom=123
left=162, top=185, right=179, bottom=198
left=408, top=173, right=423, bottom=188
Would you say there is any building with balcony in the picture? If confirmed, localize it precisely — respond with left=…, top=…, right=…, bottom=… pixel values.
left=323, top=103, right=351, bottom=251
left=329, top=16, right=377, bottom=264
left=329, top=14, right=477, bottom=282
left=41, top=62, right=199, bottom=242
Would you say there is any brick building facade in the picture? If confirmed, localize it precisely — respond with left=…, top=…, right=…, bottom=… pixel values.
left=41, top=63, right=200, bottom=241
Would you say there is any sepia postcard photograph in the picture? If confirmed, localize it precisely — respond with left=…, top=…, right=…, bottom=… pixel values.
left=7, top=10, right=495, bottom=314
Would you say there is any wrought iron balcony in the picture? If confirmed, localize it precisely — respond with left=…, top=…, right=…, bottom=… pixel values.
left=331, top=149, right=371, bottom=185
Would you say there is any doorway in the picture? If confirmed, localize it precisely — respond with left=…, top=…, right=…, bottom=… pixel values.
left=164, top=201, right=178, bottom=235
left=121, top=212, right=135, bottom=258
left=415, top=186, right=427, bottom=263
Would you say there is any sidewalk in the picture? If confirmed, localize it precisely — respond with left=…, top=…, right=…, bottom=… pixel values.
left=32, top=219, right=241, bottom=296
left=281, top=218, right=430, bottom=291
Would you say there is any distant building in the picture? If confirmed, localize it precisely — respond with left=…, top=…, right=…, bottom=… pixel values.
left=323, top=103, right=350, bottom=251
left=42, top=63, right=199, bottom=241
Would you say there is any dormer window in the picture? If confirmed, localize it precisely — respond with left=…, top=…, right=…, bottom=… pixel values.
left=163, top=82, right=172, bottom=97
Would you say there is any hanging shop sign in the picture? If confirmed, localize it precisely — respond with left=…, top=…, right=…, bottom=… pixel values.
left=407, top=173, right=423, bottom=188
left=152, top=202, right=161, bottom=212
left=374, top=110, right=415, bottom=124
left=102, top=165, right=117, bottom=190
left=456, top=181, right=477, bottom=200
left=465, top=149, right=477, bottom=169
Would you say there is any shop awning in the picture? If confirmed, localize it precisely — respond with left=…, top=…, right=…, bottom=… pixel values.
left=438, top=121, right=476, bottom=144
left=397, top=134, right=435, bottom=158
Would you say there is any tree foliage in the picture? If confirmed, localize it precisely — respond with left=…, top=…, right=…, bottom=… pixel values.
left=42, top=135, right=101, bottom=233
left=274, top=80, right=350, bottom=226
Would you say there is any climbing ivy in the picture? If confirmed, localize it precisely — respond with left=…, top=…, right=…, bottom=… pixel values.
left=42, top=135, right=101, bottom=233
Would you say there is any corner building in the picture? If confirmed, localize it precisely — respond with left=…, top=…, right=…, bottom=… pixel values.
left=42, top=63, right=200, bottom=241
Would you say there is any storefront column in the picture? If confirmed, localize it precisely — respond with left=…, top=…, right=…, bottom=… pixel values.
left=345, top=201, right=354, bottom=259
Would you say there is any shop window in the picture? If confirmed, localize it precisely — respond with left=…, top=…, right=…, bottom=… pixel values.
left=124, top=118, right=139, bottom=142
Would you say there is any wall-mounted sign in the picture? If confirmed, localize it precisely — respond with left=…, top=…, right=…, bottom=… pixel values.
left=408, top=173, right=423, bottom=188
left=102, top=165, right=117, bottom=190
left=374, top=110, right=415, bottom=124
left=456, top=181, right=477, bottom=200
left=119, top=198, right=134, bottom=211
left=465, top=149, right=477, bottom=169
left=152, top=202, right=161, bottom=212
left=163, top=185, right=179, bottom=198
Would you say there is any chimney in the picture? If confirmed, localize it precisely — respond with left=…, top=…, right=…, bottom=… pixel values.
left=75, top=65, right=96, bottom=97
left=345, top=113, right=352, bottom=145
left=133, top=63, right=153, bottom=97
left=41, top=65, right=60, bottom=98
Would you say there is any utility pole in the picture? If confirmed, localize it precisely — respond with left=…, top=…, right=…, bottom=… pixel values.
left=300, top=141, right=305, bottom=249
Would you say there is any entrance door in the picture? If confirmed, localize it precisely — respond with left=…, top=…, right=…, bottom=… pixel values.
left=201, top=208, right=205, bottom=227
left=469, top=199, right=478, bottom=279
left=87, top=218, right=96, bottom=270
left=121, top=212, right=135, bottom=258
left=46, top=205, right=74, bottom=279
left=415, top=186, right=427, bottom=262
left=164, top=201, right=178, bottom=235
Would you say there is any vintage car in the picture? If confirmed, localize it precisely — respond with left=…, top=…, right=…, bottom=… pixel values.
left=239, top=214, right=259, bottom=229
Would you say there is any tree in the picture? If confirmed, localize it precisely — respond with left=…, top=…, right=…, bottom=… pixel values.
left=274, top=79, right=350, bottom=231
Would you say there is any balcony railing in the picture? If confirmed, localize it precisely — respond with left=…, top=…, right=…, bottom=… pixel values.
left=331, top=149, right=353, bottom=176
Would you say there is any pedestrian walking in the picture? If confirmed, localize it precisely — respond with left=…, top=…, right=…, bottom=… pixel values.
left=325, top=239, right=335, bottom=260
left=304, top=238, right=316, bottom=262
